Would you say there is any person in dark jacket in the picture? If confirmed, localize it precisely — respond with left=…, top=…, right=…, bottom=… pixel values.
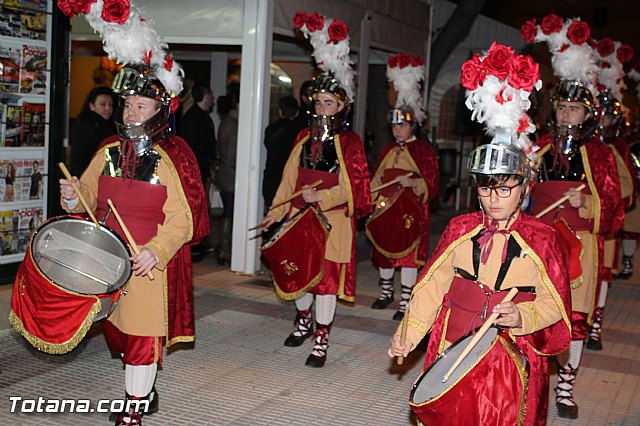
left=177, top=83, right=216, bottom=186
left=262, top=96, right=300, bottom=209
left=70, top=87, right=116, bottom=176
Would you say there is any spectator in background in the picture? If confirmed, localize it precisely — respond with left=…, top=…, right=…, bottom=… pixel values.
left=291, top=80, right=314, bottom=133
left=215, top=93, right=239, bottom=265
left=178, top=83, right=217, bottom=256
left=70, top=87, right=116, bottom=177
left=177, top=83, right=217, bottom=186
left=262, top=96, right=299, bottom=210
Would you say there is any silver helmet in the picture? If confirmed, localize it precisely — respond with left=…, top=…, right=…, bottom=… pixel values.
left=310, top=73, right=350, bottom=142
left=467, top=128, right=531, bottom=181
left=112, top=66, right=171, bottom=156
left=550, top=80, right=596, bottom=154
left=593, top=89, right=622, bottom=139
left=387, top=105, right=417, bottom=125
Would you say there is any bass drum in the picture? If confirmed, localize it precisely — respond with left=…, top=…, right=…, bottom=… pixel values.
left=9, top=216, right=131, bottom=354
left=410, top=327, right=529, bottom=426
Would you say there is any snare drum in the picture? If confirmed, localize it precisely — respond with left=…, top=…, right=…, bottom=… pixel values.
left=9, top=216, right=131, bottom=354
left=261, top=205, right=331, bottom=300
left=409, top=327, right=529, bottom=426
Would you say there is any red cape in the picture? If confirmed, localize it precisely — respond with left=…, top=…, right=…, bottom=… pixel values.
left=536, top=134, right=624, bottom=234
left=372, top=139, right=439, bottom=260
left=610, top=136, right=638, bottom=208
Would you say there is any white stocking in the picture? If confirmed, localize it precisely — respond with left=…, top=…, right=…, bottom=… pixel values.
left=379, top=268, right=395, bottom=280
left=125, top=363, right=157, bottom=398
left=294, top=292, right=313, bottom=311
left=315, top=294, right=337, bottom=325
left=622, top=239, right=637, bottom=257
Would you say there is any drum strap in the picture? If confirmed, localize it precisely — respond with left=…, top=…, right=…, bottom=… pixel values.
left=464, top=234, right=534, bottom=293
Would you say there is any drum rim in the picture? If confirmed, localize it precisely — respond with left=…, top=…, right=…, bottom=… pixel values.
left=30, top=215, right=132, bottom=295
left=409, top=326, right=499, bottom=405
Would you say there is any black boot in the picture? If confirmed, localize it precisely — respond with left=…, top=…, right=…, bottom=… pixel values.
left=284, top=309, right=314, bottom=347
left=305, top=323, right=331, bottom=368
left=556, top=364, right=579, bottom=419
left=110, top=388, right=158, bottom=422
left=617, top=256, right=633, bottom=279
left=371, top=278, right=394, bottom=309
left=586, top=307, right=604, bottom=351
left=114, top=393, right=151, bottom=426
left=393, top=285, right=413, bottom=321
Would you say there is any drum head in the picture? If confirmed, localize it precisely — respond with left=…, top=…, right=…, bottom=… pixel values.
left=411, top=327, right=499, bottom=404
left=31, top=217, right=131, bottom=295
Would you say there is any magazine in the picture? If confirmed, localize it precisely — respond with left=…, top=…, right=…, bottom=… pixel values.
left=1, top=157, right=45, bottom=202
left=20, top=43, right=47, bottom=94
left=3, top=103, right=22, bottom=146
left=0, top=43, right=21, bottom=94
left=20, top=101, right=44, bottom=146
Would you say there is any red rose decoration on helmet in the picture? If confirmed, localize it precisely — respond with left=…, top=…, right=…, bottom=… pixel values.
left=169, top=96, right=181, bottom=114
left=101, top=0, right=131, bottom=24
left=396, top=53, right=411, bottom=69
left=57, top=0, right=96, bottom=18
left=292, top=12, right=307, bottom=29
left=597, top=38, right=615, bottom=57
left=388, top=55, right=398, bottom=68
left=617, top=44, right=634, bottom=64
left=520, top=19, right=537, bottom=43
left=517, top=117, right=531, bottom=134
left=483, top=42, right=514, bottom=80
left=164, top=55, right=173, bottom=71
left=409, top=55, right=424, bottom=67
left=508, top=55, right=539, bottom=91
left=328, top=19, right=348, bottom=43
left=305, top=13, right=324, bottom=32
left=540, top=14, right=563, bottom=35
left=460, top=54, right=485, bottom=91
left=566, top=21, right=590, bottom=45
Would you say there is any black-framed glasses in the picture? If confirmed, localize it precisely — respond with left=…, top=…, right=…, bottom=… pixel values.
left=476, top=183, right=521, bottom=198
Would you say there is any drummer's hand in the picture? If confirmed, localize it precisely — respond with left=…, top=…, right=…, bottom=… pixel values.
left=131, top=247, right=158, bottom=277
left=59, top=177, right=80, bottom=201
left=567, top=190, right=585, bottom=209
left=492, top=301, right=523, bottom=328
left=388, top=334, right=414, bottom=359
left=398, top=176, right=416, bottom=188
left=261, top=215, right=276, bottom=231
left=302, top=188, right=322, bottom=203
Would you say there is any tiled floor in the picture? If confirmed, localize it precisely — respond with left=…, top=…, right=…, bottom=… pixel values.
left=0, top=209, right=639, bottom=425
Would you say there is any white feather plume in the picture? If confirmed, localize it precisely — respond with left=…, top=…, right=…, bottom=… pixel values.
left=386, top=56, right=426, bottom=122
left=79, top=0, right=183, bottom=95
left=594, top=40, right=627, bottom=101
left=532, top=17, right=598, bottom=96
left=299, top=16, right=355, bottom=101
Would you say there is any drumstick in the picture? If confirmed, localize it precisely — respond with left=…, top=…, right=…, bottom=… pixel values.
left=371, top=173, right=413, bottom=193
left=441, top=287, right=518, bottom=383
left=535, top=183, right=586, bottom=219
left=267, top=179, right=324, bottom=212
left=397, top=305, right=410, bottom=365
left=58, top=162, right=101, bottom=229
left=107, top=199, right=155, bottom=281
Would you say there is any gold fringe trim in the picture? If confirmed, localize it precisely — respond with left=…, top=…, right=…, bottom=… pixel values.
left=520, top=301, right=539, bottom=334
left=8, top=302, right=101, bottom=355
left=437, top=308, right=450, bottom=355
left=166, top=334, right=195, bottom=347
left=510, top=232, right=572, bottom=354
left=156, top=145, right=195, bottom=242
left=500, top=337, right=529, bottom=426
left=365, top=227, right=420, bottom=259
left=337, top=264, right=355, bottom=303
left=407, top=319, right=428, bottom=338
left=580, top=145, right=600, bottom=234
left=334, top=134, right=355, bottom=217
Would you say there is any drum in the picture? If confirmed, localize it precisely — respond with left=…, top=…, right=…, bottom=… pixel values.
left=261, top=205, right=331, bottom=300
left=9, top=216, right=131, bottom=354
left=409, top=327, right=529, bottom=426
left=366, top=188, right=422, bottom=258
